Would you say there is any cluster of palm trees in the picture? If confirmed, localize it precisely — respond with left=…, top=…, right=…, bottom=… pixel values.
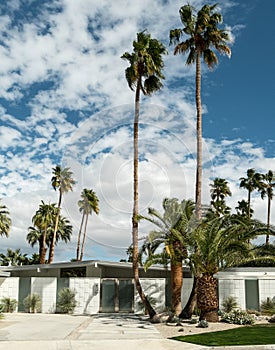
left=136, top=174, right=275, bottom=321
left=0, top=165, right=99, bottom=265
left=121, top=3, right=231, bottom=318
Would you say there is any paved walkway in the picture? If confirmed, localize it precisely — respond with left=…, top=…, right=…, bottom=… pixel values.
left=0, top=313, right=274, bottom=350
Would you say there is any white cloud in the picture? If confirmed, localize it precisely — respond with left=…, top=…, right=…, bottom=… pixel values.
left=0, top=0, right=273, bottom=262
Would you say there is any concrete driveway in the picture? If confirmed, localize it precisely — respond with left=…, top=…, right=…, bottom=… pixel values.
left=0, top=313, right=203, bottom=350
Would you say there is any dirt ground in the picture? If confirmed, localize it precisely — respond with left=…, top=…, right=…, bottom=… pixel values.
left=154, top=318, right=270, bottom=339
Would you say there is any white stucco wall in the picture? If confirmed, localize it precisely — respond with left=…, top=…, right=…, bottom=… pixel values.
left=69, top=278, right=100, bottom=314
left=134, top=278, right=166, bottom=313
left=258, top=279, right=275, bottom=304
left=218, top=279, right=245, bottom=310
left=181, top=278, right=193, bottom=309
left=0, top=277, right=19, bottom=311
left=31, top=277, right=57, bottom=313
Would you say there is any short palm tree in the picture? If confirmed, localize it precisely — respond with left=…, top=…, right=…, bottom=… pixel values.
left=170, top=4, right=231, bottom=221
left=258, top=170, right=275, bottom=245
left=121, top=30, right=166, bottom=318
left=189, top=215, right=266, bottom=322
left=0, top=201, right=11, bottom=237
left=235, top=199, right=254, bottom=218
left=76, top=188, right=99, bottom=261
left=49, top=165, right=75, bottom=263
left=0, top=248, right=28, bottom=266
left=29, top=201, right=56, bottom=264
left=140, top=198, right=195, bottom=315
left=27, top=201, right=72, bottom=264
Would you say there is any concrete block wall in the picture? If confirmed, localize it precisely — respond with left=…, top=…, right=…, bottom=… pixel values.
left=135, top=278, right=166, bottom=313
left=69, top=278, right=100, bottom=314
left=259, top=279, right=275, bottom=304
left=218, top=279, right=245, bottom=310
left=0, top=277, right=19, bottom=311
left=31, top=277, right=57, bottom=313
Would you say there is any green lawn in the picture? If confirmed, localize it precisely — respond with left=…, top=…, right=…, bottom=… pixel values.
left=172, top=324, right=275, bottom=347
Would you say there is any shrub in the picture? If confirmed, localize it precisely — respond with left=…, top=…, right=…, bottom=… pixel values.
left=221, top=296, right=238, bottom=313
left=0, top=297, right=17, bottom=313
left=190, top=318, right=198, bottom=324
left=197, top=319, right=209, bottom=328
left=260, top=298, right=275, bottom=316
left=57, top=288, right=77, bottom=314
left=268, top=315, right=275, bottom=323
left=23, top=293, right=41, bottom=313
left=221, top=309, right=255, bottom=325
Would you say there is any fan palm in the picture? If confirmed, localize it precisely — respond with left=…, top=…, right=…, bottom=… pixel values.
left=140, top=198, right=195, bottom=315
left=258, top=170, right=275, bottom=245
left=239, top=168, right=263, bottom=219
left=76, top=188, right=99, bottom=261
left=121, top=30, right=166, bottom=318
left=49, top=165, right=75, bottom=263
left=0, top=248, right=28, bottom=266
left=0, top=201, right=11, bottom=237
left=27, top=201, right=72, bottom=264
left=170, top=4, right=231, bottom=220
left=209, top=177, right=232, bottom=216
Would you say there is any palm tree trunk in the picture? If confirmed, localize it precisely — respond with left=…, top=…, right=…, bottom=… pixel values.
left=39, top=227, right=48, bottom=264
left=132, top=76, right=156, bottom=319
left=195, top=52, right=202, bottom=221
left=171, top=261, right=183, bottom=315
left=80, top=213, right=89, bottom=261
left=197, top=274, right=219, bottom=322
left=266, top=197, right=271, bottom=245
left=76, top=212, right=85, bottom=260
left=48, top=191, right=62, bottom=264
left=179, top=275, right=198, bottom=319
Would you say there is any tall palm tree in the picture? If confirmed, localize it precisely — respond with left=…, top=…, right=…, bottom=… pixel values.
left=258, top=170, right=275, bottom=245
left=76, top=188, right=99, bottom=261
left=140, top=198, right=195, bottom=315
left=49, top=165, right=75, bottom=263
left=121, top=30, right=167, bottom=318
left=170, top=4, right=231, bottom=221
left=239, top=168, right=263, bottom=219
left=209, top=177, right=232, bottom=216
left=0, top=201, right=11, bottom=237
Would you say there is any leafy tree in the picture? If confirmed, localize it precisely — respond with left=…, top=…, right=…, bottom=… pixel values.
left=50, top=165, right=75, bottom=263
left=76, top=188, right=99, bottom=261
left=0, top=200, right=11, bottom=237
left=121, top=30, right=166, bottom=318
left=239, top=168, right=263, bottom=219
left=258, top=170, right=275, bottom=245
left=140, top=198, right=195, bottom=315
left=170, top=3, right=231, bottom=220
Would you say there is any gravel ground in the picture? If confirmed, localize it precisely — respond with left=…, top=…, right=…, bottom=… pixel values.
left=154, top=319, right=270, bottom=339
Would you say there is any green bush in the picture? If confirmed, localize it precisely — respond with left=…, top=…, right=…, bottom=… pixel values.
left=197, top=320, right=209, bottom=328
left=221, top=309, right=255, bottom=325
left=221, top=296, right=238, bottom=313
left=0, top=297, right=17, bottom=313
left=260, top=298, right=275, bottom=316
left=23, top=293, right=41, bottom=313
left=57, top=288, right=77, bottom=314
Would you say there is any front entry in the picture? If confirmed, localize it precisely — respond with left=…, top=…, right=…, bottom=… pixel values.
left=100, top=279, right=134, bottom=313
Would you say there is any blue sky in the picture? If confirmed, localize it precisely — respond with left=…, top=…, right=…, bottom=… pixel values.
left=0, top=0, right=274, bottom=263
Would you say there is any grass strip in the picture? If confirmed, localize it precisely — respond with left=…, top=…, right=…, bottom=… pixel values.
left=172, top=324, right=275, bottom=347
